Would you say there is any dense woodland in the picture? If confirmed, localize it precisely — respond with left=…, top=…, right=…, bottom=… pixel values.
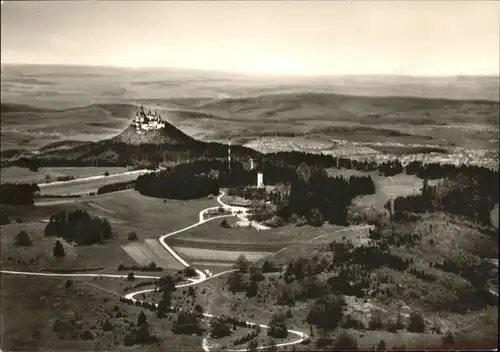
left=135, top=166, right=219, bottom=200
left=0, top=183, right=39, bottom=206
left=389, top=171, right=498, bottom=226
left=44, top=209, right=113, bottom=245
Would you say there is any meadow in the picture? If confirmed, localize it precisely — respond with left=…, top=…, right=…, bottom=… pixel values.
left=0, top=166, right=128, bottom=184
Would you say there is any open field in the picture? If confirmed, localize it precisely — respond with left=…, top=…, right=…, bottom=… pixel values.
left=36, top=172, right=147, bottom=196
left=326, top=168, right=442, bottom=209
left=2, top=190, right=218, bottom=273
left=174, top=246, right=272, bottom=262
left=168, top=218, right=345, bottom=251
left=0, top=166, right=128, bottom=184
left=122, top=239, right=184, bottom=270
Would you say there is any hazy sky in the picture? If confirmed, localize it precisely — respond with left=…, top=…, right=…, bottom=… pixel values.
left=1, top=1, right=499, bottom=76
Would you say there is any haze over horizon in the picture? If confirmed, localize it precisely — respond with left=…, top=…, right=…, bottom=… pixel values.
left=1, top=1, right=499, bottom=77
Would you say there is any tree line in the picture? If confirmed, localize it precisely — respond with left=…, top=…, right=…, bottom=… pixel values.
left=0, top=183, right=39, bottom=206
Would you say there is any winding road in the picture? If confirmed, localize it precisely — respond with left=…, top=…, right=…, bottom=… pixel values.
left=0, top=191, right=309, bottom=351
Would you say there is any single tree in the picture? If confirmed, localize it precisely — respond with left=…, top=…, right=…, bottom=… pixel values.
left=53, top=240, right=65, bottom=257
left=15, top=230, right=32, bottom=246
left=137, top=311, right=148, bottom=327
left=235, top=254, right=250, bottom=273
left=334, top=331, right=358, bottom=351
left=407, top=312, right=425, bottom=333
left=246, top=279, right=259, bottom=298
left=127, top=232, right=138, bottom=241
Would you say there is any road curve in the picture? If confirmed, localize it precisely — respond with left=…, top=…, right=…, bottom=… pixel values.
left=0, top=191, right=309, bottom=351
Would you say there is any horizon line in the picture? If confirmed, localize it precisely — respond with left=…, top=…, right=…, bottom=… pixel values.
left=2, top=62, right=499, bottom=79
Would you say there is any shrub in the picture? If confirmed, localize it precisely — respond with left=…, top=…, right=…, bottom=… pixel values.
left=183, top=266, right=197, bottom=277
left=262, top=260, right=280, bottom=273
left=247, top=340, right=258, bottom=352
left=308, top=208, right=324, bottom=227
left=0, top=209, right=10, bottom=225
left=127, top=273, right=135, bottom=281
left=376, top=339, right=386, bottom=351
left=221, top=219, right=230, bottom=228
left=368, top=311, right=384, bottom=330
left=124, top=334, right=135, bottom=346
left=442, top=332, right=455, bottom=345
left=307, top=295, right=346, bottom=330
left=334, top=331, right=358, bottom=351
left=407, top=312, right=425, bottom=333
left=127, top=232, right=138, bottom=241
left=194, top=304, right=204, bottom=317
left=103, top=319, right=114, bottom=331
left=104, top=171, right=110, bottom=177
left=53, top=240, right=65, bottom=257
left=210, top=317, right=232, bottom=338
left=80, top=329, right=94, bottom=340
left=267, top=313, right=288, bottom=339
left=15, top=230, right=33, bottom=246
left=171, top=311, right=203, bottom=336
left=235, top=254, right=250, bottom=273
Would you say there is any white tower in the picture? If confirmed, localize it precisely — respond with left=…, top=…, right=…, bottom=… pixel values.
left=257, top=172, right=264, bottom=188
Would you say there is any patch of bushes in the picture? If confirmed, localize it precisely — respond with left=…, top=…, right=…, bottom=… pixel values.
left=233, top=328, right=259, bottom=346
left=262, top=260, right=280, bottom=273
left=118, top=262, right=163, bottom=272
left=55, top=176, right=75, bottom=182
left=307, top=295, right=346, bottom=331
left=334, top=331, right=358, bottom=351
left=267, top=313, right=288, bottom=339
left=209, top=317, right=232, bottom=339
left=171, top=311, right=203, bottom=336
left=97, top=180, right=135, bottom=195
left=127, top=232, right=138, bottom=241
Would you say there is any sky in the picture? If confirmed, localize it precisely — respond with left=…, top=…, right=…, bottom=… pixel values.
left=1, top=1, right=499, bottom=76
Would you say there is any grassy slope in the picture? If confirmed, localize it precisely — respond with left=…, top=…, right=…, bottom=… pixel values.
left=1, top=190, right=217, bottom=273
left=0, top=275, right=204, bottom=351
left=199, top=212, right=498, bottom=350
left=0, top=166, right=128, bottom=184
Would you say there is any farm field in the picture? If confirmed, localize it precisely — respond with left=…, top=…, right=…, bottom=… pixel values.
left=0, top=166, right=129, bottom=185
left=122, top=239, right=185, bottom=271
left=36, top=171, right=149, bottom=196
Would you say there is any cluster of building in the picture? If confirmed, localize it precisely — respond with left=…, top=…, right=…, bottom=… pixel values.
left=131, top=106, right=166, bottom=131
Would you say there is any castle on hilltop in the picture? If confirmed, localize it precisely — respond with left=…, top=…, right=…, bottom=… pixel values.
left=131, top=105, right=166, bottom=131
